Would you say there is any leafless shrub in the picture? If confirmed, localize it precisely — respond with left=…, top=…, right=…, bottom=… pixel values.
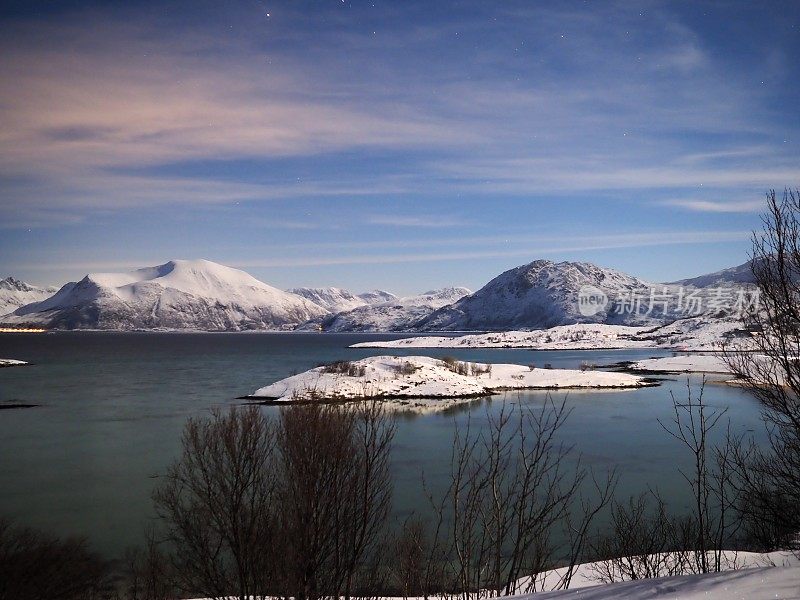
left=152, top=406, right=277, bottom=600
left=272, top=401, right=395, bottom=600
left=392, top=517, right=431, bottom=598
left=322, top=361, right=366, bottom=377
left=119, top=530, right=176, bottom=600
left=588, top=492, right=692, bottom=583
left=543, top=363, right=553, bottom=370
left=424, top=396, right=615, bottom=598
left=397, top=361, right=419, bottom=376
left=722, top=189, right=800, bottom=554
left=471, top=363, right=492, bottom=377
left=0, top=517, right=113, bottom=600
left=440, top=356, right=469, bottom=375
left=153, top=402, right=395, bottom=600
left=658, top=379, right=742, bottom=573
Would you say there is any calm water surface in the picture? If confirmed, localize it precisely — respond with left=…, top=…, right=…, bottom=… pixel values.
left=0, top=332, right=766, bottom=557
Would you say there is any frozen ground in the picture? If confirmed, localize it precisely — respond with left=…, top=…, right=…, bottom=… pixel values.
left=249, top=355, right=650, bottom=412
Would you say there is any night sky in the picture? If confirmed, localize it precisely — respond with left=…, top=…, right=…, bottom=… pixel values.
left=1, top=1, right=798, bottom=294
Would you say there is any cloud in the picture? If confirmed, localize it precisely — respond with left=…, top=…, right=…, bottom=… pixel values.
left=13, top=229, right=750, bottom=273
left=364, top=215, right=473, bottom=228
left=661, top=199, right=765, bottom=213
left=0, top=1, right=796, bottom=230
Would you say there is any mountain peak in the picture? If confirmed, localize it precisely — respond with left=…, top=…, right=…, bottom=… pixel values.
left=5, top=259, right=327, bottom=330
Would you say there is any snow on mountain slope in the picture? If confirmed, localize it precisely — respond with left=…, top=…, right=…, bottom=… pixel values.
left=3, top=260, right=328, bottom=331
left=413, top=259, right=758, bottom=332
left=288, top=287, right=371, bottom=314
left=357, top=290, right=397, bottom=304
left=669, top=259, right=758, bottom=288
left=416, top=260, right=658, bottom=331
left=302, top=287, right=472, bottom=332
left=0, top=277, right=56, bottom=316
left=352, top=316, right=751, bottom=352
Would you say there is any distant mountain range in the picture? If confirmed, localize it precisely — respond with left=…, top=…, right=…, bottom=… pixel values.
left=1, top=260, right=327, bottom=331
left=415, top=259, right=757, bottom=331
left=0, top=258, right=757, bottom=332
left=301, top=287, right=472, bottom=332
left=287, top=287, right=397, bottom=314
left=0, top=277, right=57, bottom=316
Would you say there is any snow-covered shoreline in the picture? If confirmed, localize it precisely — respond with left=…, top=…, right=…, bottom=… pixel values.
left=625, top=354, right=732, bottom=374
left=247, top=356, right=653, bottom=412
left=350, top=317, right=752, bottom=353
left=0, top=358, right=28, bottom=368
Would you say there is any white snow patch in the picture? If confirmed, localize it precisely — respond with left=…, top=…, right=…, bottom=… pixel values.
left=629, top=354, right=732, bottom=374
left=352, top=317, right=752, bottom=353
left=249, top=355, right=650, bottom=412
left=0, top=358, right=28, bottom=367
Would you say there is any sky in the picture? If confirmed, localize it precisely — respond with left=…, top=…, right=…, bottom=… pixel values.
left=0, top=0, right=798, bottom=296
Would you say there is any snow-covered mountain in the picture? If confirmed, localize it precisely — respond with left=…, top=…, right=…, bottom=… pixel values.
left=416, top=260, right=655, bottom=331
left=356, top=290, right=398, bottom=304
left=287, top=287, right=397, bottom=314
left=414, top=259, right=757, bottom=332
left=670, top=259, right=757, bottom=288
left=3, top=260, right=328, bottom=331
left=301, top=287, right=471, bottom=332
left=0, top=277, right=56, bottom=316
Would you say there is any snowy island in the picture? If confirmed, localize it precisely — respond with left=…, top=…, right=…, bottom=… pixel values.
left=247, top=355, right=654, bottom=412
left=0, top=358, right=28, bottom=368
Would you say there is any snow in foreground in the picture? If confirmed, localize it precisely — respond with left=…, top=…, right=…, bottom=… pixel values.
left=520, top=566, right=799, bottom=599
left=249, top=356, right=650, bottom=412
left=351, top=317, right=750, bottom=352
left=0, top=358, right=28, bottom=367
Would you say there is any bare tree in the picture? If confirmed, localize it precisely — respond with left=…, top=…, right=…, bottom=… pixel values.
left=273, top=401, right=395, bottom=600
left=657, top=379, right=741, bottom=573
left=120, top=530, right=176, bottom=600
left=724, top=188, right=800, bottom=553
left=152, top=406, right=277, bottom=600
left=393, top=516, right=430, bottom=599
left=425, top=395, right=614, bottom=599
left=0, top=518, right=113, bottom=600
left=153, top=402, right=394, bottom=600
left=589, top=491, right=693, bottom=583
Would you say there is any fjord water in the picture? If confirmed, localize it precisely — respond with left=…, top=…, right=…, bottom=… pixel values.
left=0, top=332, right=765, bottom=557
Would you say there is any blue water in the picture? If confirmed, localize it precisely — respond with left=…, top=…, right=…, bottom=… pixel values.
left=0, top=332, right=766, bottom=557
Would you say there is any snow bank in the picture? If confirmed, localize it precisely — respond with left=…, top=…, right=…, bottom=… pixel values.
left=352, top=317, right=751, bottom=353
left=0, top=358, right=28, bottom=367
left=629, top=354, right=732, bottom=374
left=515, top=549, right=797, bottom=594
left=352, top=324, right=652, bottom=350
left=519, top=565, right=799, bottom=599
left=249, top=356, right=650, bottom=412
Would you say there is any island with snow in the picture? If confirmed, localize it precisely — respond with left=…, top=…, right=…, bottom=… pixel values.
left=0, top=358, right=28, bottom=368
left=246, top=355, right=654, bottom=412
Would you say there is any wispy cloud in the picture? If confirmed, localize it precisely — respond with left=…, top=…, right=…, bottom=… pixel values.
left=662, top=199, right=765, bottom=213
left=364, top=215, right=473, bottom=228
left=14, top=229, right=750, bottom=273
